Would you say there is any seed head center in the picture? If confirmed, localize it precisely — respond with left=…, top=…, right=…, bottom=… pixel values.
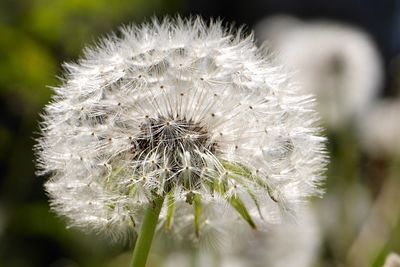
left=130, top=116, right=216, bottom=190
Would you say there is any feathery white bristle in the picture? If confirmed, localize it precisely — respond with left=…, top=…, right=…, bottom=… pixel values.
left=35, top=16, right=327, bottom=241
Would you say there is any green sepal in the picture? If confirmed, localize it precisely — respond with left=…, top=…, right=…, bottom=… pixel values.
left=222, top=160, right=278, bottom=203
left=222, top=160, right=252, bottom=177
left=166, top=190, right=175, bottom=230
left=194, top=193, right=202, bottom=237
left=245, top=188, right=264, bottom=219
left=228, top=194, right=256, bottom=229
left=213, top=172, right=257, bottom=229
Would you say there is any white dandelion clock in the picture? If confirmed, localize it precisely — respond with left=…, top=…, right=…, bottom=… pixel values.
left=383, top=253, right=400, bottom=267
left=256, top=207, right=321, bottom=267
left=222, top=207, right=321, bottom=267
left=255, top=16, right=383, bottom=129
left=159, top=207, right=321, bottom=267
left=35, top=16, right=327, bottom=266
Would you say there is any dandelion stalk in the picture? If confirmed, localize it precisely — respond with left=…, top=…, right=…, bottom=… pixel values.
left=130, top=196, right=164, bottom=267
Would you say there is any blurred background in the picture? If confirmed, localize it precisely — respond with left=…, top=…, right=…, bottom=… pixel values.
left=0, top=0, right=399, bottom=266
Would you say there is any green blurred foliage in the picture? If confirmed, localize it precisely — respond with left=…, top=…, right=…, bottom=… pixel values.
left=0, top=22, right=55, bottom=111
left=23, top=0, right=181, bottom=56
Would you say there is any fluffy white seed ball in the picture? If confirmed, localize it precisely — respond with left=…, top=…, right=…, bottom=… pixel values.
left=383, top=253, right=400, bottom=267
left=35, top=17, right=327, bottom=241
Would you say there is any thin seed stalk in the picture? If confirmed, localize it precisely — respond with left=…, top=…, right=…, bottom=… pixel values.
left=130, top=196, right=164, bottom=267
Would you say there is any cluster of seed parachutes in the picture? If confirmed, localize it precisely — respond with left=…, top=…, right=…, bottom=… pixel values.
left=36, top=17, right=327, bottom=241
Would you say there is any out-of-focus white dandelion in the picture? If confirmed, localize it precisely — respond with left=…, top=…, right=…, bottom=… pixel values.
left=159, top=206, right=321, bottom=267
left=255, top=16, right=383, bottom=129
left=256, top=207, right=321, bottom=267
left=35, top=17, right=326, bottom=262
left=234, top=206, right=321, bottom=267
left=357, top=99, right=400, bottom=156
left=383, top=253, right=400, bottom=267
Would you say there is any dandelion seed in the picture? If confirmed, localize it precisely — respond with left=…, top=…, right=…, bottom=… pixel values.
left=35, top=16, right=327, bottom=261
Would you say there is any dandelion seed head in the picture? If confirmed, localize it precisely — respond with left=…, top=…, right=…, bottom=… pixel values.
left=35, top=16, right=327, bottom=241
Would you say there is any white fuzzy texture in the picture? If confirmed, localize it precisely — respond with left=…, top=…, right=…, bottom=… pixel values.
left=36, top=17, right=327, bottom=241
left=256, top=16, right=383, bottom=129
left=161, top=207, right=321, bottom=267
left=383, top=253, right=400, bottom=267
left=224, top=207, right=321, bottom=267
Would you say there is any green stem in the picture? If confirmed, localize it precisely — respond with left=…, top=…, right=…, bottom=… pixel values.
left=130, top=196, right=164, bottom=267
